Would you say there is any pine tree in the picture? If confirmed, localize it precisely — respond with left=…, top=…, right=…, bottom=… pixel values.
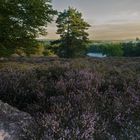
left=55, top=7, right=90, bottom=58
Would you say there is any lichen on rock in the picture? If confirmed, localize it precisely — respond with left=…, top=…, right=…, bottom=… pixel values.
left=0, top=100, right=38, bottom=140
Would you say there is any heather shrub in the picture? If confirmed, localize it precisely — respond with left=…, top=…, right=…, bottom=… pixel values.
left=0, top=68, right=40, bottom=109
left=34, top=69, right=100, bottom=139
left=0, top=58, right=139, bottom=140
left=92, top=68, right=140, bottom=139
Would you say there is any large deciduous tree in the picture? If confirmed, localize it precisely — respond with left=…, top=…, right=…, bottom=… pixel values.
left=55, top=7, right=90, bottom=58
left=0, top=0, right=56, bottom=57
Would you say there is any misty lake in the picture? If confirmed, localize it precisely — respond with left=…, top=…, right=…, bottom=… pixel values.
left=87, top=53, right=107, bottom=58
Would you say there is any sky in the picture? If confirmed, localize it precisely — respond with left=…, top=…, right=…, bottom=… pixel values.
left=47, top=0, right=140, bottom=40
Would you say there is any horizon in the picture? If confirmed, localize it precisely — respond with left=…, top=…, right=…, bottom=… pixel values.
left=46, top=0, right=140, bottom=40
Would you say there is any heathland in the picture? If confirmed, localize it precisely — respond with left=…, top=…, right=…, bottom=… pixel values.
left=0, top=57, right=139, bottom=139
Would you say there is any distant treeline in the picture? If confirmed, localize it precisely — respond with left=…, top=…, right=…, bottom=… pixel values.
left=88, top=41, right=140, bottom=57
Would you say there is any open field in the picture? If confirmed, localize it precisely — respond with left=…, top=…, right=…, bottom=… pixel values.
left=0, top=57, right=140, bottom=139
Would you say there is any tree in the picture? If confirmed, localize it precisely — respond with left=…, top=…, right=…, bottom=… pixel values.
left=55, top=7, right=90, bottom=58
left=122, top=42, right=140, bottom=57
left=0, top=0, right=56, bottom=57
left=104, top=43, right=123, bottom=57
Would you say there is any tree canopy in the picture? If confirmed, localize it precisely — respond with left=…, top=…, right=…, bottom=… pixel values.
left=55, top=7, right=90, bottom=58
left=0, top=0, right=56, bottom=57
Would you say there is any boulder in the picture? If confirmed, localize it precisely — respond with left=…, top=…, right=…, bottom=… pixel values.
left=0, top=100, right=38, bottom=140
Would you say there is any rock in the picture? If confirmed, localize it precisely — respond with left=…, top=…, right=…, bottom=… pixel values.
left=0, top=100, right=38, bottom=140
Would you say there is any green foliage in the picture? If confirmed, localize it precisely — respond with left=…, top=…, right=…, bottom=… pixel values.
left=34, top=43, right=45, bottom=56
left=55, top=7, right=90, bottom=58
left=43, top=49, right=54, bottom=56
left=122, top=42, right=140, bottom=57
left=88, top=42, right=140, bottom=57
left=88, top=43, right=123, bottom=57
left=0, top=44, right=15, bottom=57
left=104, top=43, right=123, bottom=56
left=0, top=0, right=56, bottom=57
left=42, top=41, right=56, bottom=56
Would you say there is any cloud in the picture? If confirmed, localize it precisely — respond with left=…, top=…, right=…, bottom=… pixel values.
left=89, top=22, right=140, bottom=40
left=46, top=0, right=140, bottom=40
left=46, top=21, right=140, bottom=40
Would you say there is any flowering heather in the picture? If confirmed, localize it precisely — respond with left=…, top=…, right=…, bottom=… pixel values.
left=0, top=57, right=140, bottom=140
